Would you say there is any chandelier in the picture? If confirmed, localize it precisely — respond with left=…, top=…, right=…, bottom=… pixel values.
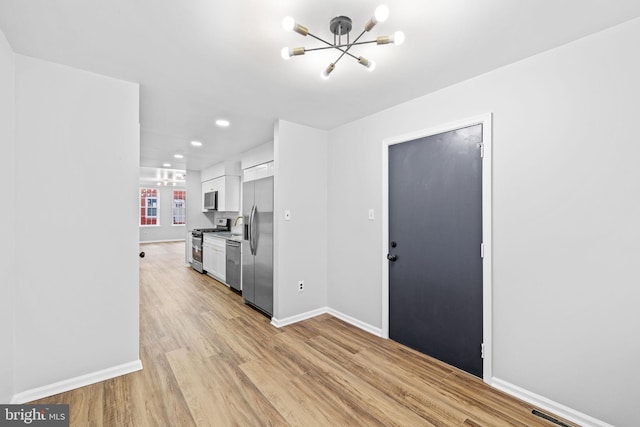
left=281, top=5, right=405, bottom=79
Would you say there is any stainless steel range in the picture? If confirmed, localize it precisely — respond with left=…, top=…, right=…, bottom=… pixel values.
left=190, top=218, right=230, bottom=273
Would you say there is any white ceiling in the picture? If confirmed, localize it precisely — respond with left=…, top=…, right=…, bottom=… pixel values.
left=2, top=1, right=640, bottom=172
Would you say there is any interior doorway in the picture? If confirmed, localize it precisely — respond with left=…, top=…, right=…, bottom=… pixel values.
left=381, top=113, right=493, bottom=382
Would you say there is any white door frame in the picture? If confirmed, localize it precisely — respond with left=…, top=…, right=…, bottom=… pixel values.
left=381, top=113, right=493, bottom=383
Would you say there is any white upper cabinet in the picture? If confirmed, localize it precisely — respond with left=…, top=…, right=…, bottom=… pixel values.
left=201, top=175, right=240, bottom=212
left=218, top=175, right=240, bottom=212
left=243, top=161, right=274, bottom=183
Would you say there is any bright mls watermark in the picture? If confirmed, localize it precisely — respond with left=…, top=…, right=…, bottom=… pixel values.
left=0, top=405, right=68, bottom=426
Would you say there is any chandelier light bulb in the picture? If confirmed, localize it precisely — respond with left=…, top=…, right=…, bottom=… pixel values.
left=358, top=56, right=376, bottom=72
left=283, top=16, right=308, bottom=36
left=282, top=16, right=295, bottom=32
left=392, top=31, right=405, bottom=45
left=283, top=5, right=400, bottom=78
left=367, top=60, right=376, bottom=72
left=321, top=63, right=335, bottom=80
left=375, top=5, right=390, bottom=23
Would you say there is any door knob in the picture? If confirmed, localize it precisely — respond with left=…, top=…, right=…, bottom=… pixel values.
left=387, top=254, right=398, bottom=262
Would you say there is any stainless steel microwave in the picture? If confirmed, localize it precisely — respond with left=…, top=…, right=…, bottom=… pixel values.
left=204, top=191, right=218, bottom=210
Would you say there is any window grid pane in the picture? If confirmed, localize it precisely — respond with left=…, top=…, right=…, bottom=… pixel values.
left=140, top=188, right=159, bottom=226
left=172, top=190, right=186, bottom=225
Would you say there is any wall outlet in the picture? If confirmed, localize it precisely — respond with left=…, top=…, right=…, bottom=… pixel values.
left=297, top=280, right=304, bottom=292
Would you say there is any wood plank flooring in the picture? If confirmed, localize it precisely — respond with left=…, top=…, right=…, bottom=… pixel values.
left=32, top=242, right=576, bottom=426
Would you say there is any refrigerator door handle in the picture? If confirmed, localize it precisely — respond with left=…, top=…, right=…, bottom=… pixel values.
left=252, top=205, right=259, bottom=255
left=249, top=204, right=256, bottom=255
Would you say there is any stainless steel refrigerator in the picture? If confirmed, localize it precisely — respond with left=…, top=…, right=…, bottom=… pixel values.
left=242, top=176, right=273, bottom=316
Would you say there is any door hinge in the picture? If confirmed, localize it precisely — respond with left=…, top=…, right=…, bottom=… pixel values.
left=478, top=143, right=484, bottom=158
left=481, top=343, right=485, bottom=359
left=480, top=243, right=484, bottom=258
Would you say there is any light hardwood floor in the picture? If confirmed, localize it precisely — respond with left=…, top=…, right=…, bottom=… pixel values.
left=33, top=241, right=574, bottom=426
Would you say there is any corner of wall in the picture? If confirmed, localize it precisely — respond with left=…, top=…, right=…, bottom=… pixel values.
left=12, top=54, right=140, bottom=397
left=273, top=120, right=329, bottom=320
left=0, top=24, right=16, bottom=404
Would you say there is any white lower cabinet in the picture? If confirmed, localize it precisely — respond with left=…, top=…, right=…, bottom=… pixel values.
left=203, top=235, right=226, bottom=282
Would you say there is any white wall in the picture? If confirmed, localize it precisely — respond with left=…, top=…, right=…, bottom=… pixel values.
left=0, top=27, right=15, bottom=404
left=201, top=160, right=241, bottom=182
left=139, top=184, right=187, bottom=242
left=327, top=18, right=640, bottom=426
left=13, top=55, right=141, bottom=395
left=273, top=121, right=328, bottom=320
left=241, top=140, right=274, bottom=170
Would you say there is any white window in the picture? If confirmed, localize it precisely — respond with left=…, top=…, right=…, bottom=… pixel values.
left=140, top=188, right=159, bottom=226
left=172, top=190, right=186, bottom=225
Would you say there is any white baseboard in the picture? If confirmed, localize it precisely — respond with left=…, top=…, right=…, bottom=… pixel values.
left=140, top=239, right=185, bottom=244
left=491, top=377, right=613, bottom=427
left=271, top=307, right=328, bottom=328
left=326, top=308, right=383, bottom=337
left=271, top=307, right=383, bottom=338
left=11, top=360, right=143, bottom=404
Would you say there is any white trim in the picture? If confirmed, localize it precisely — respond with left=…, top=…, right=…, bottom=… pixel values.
left=271, top=307, right=382, bottom=337
left=271, top=307, right=328, bottom=328
left=381, top=113, right=493, bottom=383
left=491, top=377, right=614, bottom=427
left=326, top=308, right=383, bottom=337
left=11, top=360, right=143, bottom=404
left=139, top=238, right=185, bottom=244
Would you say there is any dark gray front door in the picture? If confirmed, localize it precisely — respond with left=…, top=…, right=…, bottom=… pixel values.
left=388, top=124, right=483, bottom=377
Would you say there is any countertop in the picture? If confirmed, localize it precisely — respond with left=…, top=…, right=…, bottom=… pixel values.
left=203, top=231, right=243, bottom=243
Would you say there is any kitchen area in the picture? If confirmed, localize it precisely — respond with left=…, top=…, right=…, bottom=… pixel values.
left=187, top=148, right=275, bottom=317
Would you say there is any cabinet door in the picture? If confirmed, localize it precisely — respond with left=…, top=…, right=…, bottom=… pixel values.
left=244, top=167, right=257, bottom=183
left=222, top=176, right=240, bottom=212
left=202, top=244, right=214, bottom=273
left=254, top=163, right=269, bottom=180
left=213, top=247, right=226, bottom=281
left=216, top=177, right=227, bottom=211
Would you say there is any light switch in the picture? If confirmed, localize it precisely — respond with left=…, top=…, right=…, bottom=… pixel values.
left=284, top=210, right=291, bottom=221
left=368, top=209, right=375, bottom=220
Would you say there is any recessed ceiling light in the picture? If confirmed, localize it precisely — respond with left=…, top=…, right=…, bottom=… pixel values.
left=190, top=140, right=202, bottom=147
left=162, top=163, right=171, bottom=167
left=174, top=154, right=184, bottom=159
left=216, top=119, right=230, bottom=127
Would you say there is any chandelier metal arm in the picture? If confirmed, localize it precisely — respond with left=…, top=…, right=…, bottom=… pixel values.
left=282, top=6, right=404, bottom=78
left=307, top=32, right=333, bottom=47
left=307, top=32, right=356, bottom=59
left=304, top=31, right=364, bottom=61
left=304, top=39, right=377, bottom=53
left=332, top=29, right=367, bottom=66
